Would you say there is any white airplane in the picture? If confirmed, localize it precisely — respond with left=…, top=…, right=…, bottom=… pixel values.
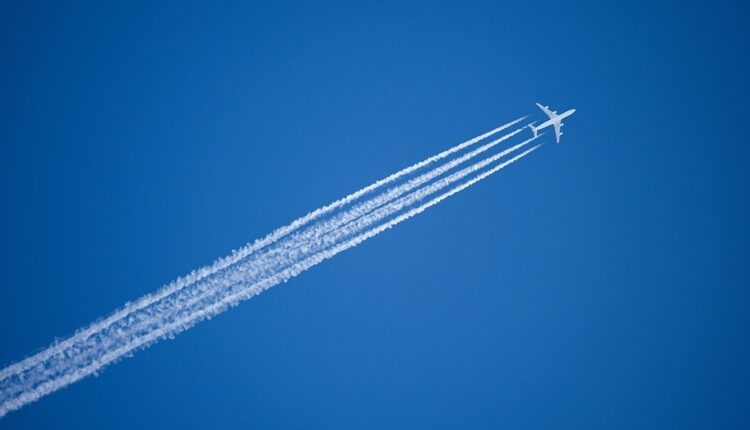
left=528, top=103, right=576, bottom=143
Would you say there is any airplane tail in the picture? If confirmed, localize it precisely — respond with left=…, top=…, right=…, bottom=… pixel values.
left=528, top=123, right=538, bottom=138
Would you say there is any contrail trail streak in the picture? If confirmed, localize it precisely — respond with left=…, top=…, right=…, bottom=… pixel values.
left=0, top=117, right=524, bottom=384
left=1, top=123, right=526, bottom=391
left=2, top=132, right=537, bottom=401
left=98, top=133, right=538, bottom=349
left=1, top=120, right=543, bottom=418
left=3, top=125, right=529, bottom=400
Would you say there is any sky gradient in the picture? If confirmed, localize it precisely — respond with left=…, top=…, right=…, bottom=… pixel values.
left=1, top=1, right=749, bottom=428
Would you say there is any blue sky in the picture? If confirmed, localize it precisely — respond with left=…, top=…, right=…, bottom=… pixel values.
left=1, top=1, right=748, bottom=428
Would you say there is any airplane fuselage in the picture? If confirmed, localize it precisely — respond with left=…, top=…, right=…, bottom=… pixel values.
left=536, top=108, right=575, bottom=131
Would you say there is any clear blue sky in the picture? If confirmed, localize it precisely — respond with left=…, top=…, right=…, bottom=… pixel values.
left=1, top=1, right=748, bottom=428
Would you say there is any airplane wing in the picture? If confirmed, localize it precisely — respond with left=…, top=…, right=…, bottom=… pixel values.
left=554, top=121, right=562, bottom=143
left=536, top=102, right=557, bottom=119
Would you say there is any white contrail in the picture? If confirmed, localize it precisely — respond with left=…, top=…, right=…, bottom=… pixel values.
left=3, top=131, right=538, bottom=403
left=0, top=117, right=525, bottom=383
left=2, top=124, right=530, bottom=395
left=2, top=143, right=544, bottom=417
left=0, top=133, right=541, bottom=417
left=45, top=127, right=531, bottom=373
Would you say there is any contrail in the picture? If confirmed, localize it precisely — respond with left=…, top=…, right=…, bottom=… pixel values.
left=1, top=141, right=542, bottom=417
left=3, top=124, right=530, bottom=400
left=1, top=121, right=543, bottom=418
left=98, top=134, right=539, bottom=349
left=0, top=117, right=525, bottom=384
left=2, top=132, right=538, bottom=406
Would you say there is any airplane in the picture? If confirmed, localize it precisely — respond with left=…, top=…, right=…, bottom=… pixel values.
left=528, top=103, right=576, bottom=143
